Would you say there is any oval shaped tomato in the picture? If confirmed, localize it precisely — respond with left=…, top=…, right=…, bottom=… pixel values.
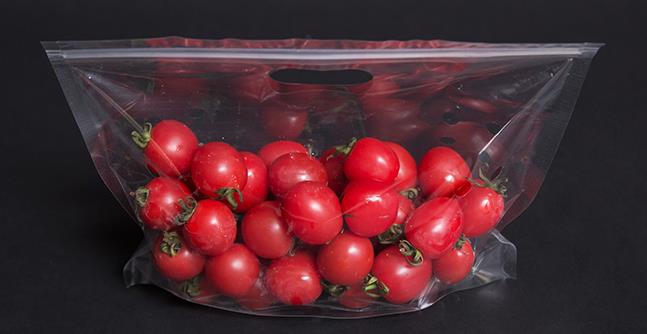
left=432, top=237, right=475, bottom=284
left=371, top=245, right=432, bottom=304
left=136, top=177, right=192, bottom=231
left=317, top=232, right=374, bottom=285
left=261, top=101, right=309, bottom=140
left=384, top=142, right=417, bottom=192
left=338, top=284, right=373, bottom=309
left=152, top=231, right=205, bottom=281
left=404, top=197, right=463, bottom=259
left=344, top=137, right=399, bottom=183
left=320, top=147, right=347, bottom=195
left=268, top=152, right=328, bottom=198
left=281, top=181, right=343, bottom=245
left=418, top=146, right=470, bottom=198
left=459, top=185, right=504, bottom=237
left=182, top=199, right=237, bottom=256
left=257, top=140, right=308, bottom=167
left=341, top=180, right=399, bottom=237
left=228, top=152, right=268, bottom=213
left=204, top=244, right=260, bottom=297
left=241, top=201, right=293, bottom=259
left=236, top=276, right=275, bottom=310
left=132, top=120, right=199, bottom=177
left=265, top=251, right=322, bottom=305
left=191, top=142, right=248, bottom=198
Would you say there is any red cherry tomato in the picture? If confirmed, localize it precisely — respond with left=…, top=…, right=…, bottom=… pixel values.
left=261, top=102, right=308, bottom=140
left=281, top=181, right=343, bottom=245
left=191, top=142, right=248, bottom=200
left=418, top=146, right=470, bottom=198
left=394, top=195, right=415, bottom=226
left=178, top=275, right=218, bottom=302
left=257, top=140, right=308, bottom=167
left=338, top=284, right=373, bottom=309
left=384, top=142, right=417, bottom=192
left=135, top=177, right=192, bottom=231
left=404, top=197, right=463, bottom=259
left=320, top=147, right=347, bottom=195
left=227, top=73, right=275, bottom=103
left=265, top=251, right=322, bottom=305
left=459, top=184, right=505, bottom=237
left=152, top=231, right=205, bottom=281
left=132, top=120, right=199, bottom=177
left=241, top=201, right=294, bottom=259
left=268, top=152, right=328, bottom=198
left=432, top=237, right=475, bottom=284
left=371, top=246, right=432, bottom=304
left=237, top=276, right=275, bottom=310
left=344, top=137, right=399, bottom=183
left=341, top=180, right=399, bottom=237
left=317, top=232, right=374, bottom=285
left=229, top=152, right=268, bottom=213
left=204, top=244, right=260, bottom=297
left=182, top=199, right=237, bottom=256
left=422, top=122, right=495, bottom=167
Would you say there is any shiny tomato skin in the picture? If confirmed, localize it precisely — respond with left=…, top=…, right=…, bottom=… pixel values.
left=138, top=177, right=192, bottom=231
left=394, top=195, right=415, bottom=226
left=241, top=201, right=294, bottom=259
left=344, top=137, right=399, bottom=183
left=191, top=142, right=247, bottom=197
left=372, top=246, right=433, bottom=304
left=144, top=120, right=199, bottom=177
left=432, top=239, right=475, bottom=284
left=257, top=140, right=308, bottom=167
left=204, top=244, right=260, bottom=297
left=418, top=146, right=470, bottom=198
left=384, top=142, right=417, bottom=192
left=317, top=232, right=374, bottom=285
left=237, top=276, right=275, bottom=310
left=265, top=251, right=322, bottom=305
left=268, top=152, right=328, bottom=198
left=281, top=181, right=343, bottom=245
left=320, top=148, right=347, bottom=195
left=338, top=284, right=373, bottom=309
left=404, top=197, right=463, bottom=259
left=152, top=233, right=205, bottom=281
left=459, top=185, right=505, bottom=237
left=183, top=199, right=237, bottom=256
left=341, top=180, right=399, bottom=237
left=261, top=103, right=308, bottom=140
left=230, top=152, right=268, bottom=213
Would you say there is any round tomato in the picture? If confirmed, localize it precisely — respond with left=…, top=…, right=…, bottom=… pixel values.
left=191, top=142, right=248, bottom=202
left=229, top=152, right=268, bottom=213
left=320, top=147, right=347, bottom=195
left=257, top=140, right=308, bottom=167
left=432, top=236, right=475, bottom=284
left=459, top=182, right=505, bottom=237
left=265, top=251, right=322, bottom=305
left=268, top=152, right=327, bottom=197
left=341, top=180, right=399, bottom=237
left=237, top=276, right=275, bottom=310
left=281, top=181, right=343, bottom=245
left=344, top=137, right=399, bottom=183
left=182, top=199, right=237, bottom=256
left=384, top=142, right=417, bottom=192
left=204, top=244, right=260, bottom=297
left=317, top=232, right=374, bottom=285
left=418, top=146, right=470, bottom=198
left=370, top=245, right=432, bottom=304
left=135, top=177, right=192, bottom=231
left=226, top=73, right=275, bottom=103
left=338, top=284, right=373, bottom=309
left=404, top=197, right=463, bottom=259
left=152, top=231, right=205, bottom=281
left=261, top=102, right=308, bottom=140
left=132, top=120, right=199, bottom=177
left=241, top=201, right=293, bottom=259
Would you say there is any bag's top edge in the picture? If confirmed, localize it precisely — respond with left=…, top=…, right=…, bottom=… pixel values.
left=42, top=37, right=603, bottom=61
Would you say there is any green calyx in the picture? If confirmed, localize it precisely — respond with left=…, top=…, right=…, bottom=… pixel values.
left=160, top=231, right=182, bottom=257
left=400, top=187, right=420, bottom=200
left=470, top=166, right=508, bottom=197
left=454, top=234, right=467, bottom=249
left=134, top=187, right=149, bottom=207
left=321, top=281, right=347, bottom=297
left=363, top=274, right=389, bottom=299
left=378, top=224, right=404, bottom=245
left=216, top=187, right=243, bottom=210
left=131, top=122, right=153, bottom=149
left=398, top=240, right=424, bottom=266
left=175, top=196, right=197, bottom=225
left=181, top=276, right=202, bottom=298
left=327, top=137, right=358, bottom=160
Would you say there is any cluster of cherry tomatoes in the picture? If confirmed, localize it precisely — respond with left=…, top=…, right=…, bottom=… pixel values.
left=131, top=118, right=506, bottom=309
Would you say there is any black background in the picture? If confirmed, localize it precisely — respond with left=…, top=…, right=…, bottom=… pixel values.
left=1, top=0, right=646, bottom=333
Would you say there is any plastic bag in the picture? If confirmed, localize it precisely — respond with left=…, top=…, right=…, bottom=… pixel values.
left=44, top=37, right=600, bottom=318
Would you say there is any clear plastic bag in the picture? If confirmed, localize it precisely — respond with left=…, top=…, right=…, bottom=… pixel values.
left=44, top=37, right=600, bottom=318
